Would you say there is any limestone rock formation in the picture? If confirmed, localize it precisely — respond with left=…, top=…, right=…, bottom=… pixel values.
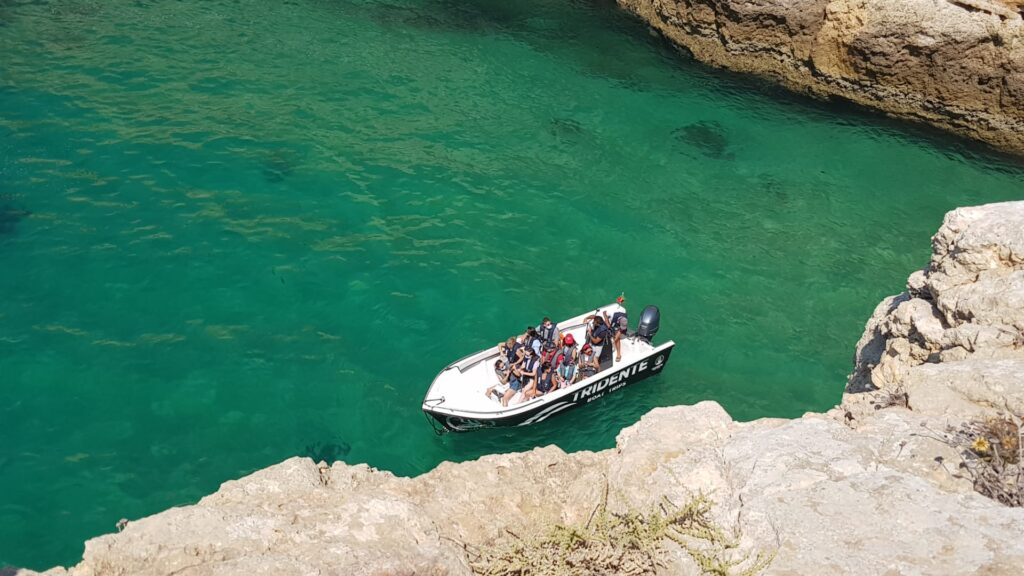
left=846, top=201, right=1024, bottom=420
left=616, top=0, right=1024, bottom=155
left=29, top=402, right=1024, bottom=576
left=27, top=201, right=1024, bottom=576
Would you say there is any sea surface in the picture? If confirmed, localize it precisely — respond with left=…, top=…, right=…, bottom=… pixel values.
left=1, top=0, right=1022, bottom=569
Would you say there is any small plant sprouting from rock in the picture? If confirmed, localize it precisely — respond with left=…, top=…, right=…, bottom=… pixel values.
left=870, top=384, right=912, bottom=411
left=925, top=411, right=1022, bottom=507
left=464, top=492, right=774, bottom=576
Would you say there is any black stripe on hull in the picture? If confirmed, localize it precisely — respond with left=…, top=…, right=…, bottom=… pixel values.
left=425, top=343, right=675, bottom=432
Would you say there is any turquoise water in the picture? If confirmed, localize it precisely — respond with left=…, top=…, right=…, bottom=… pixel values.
left=1, top=0, right=1022, bottom=568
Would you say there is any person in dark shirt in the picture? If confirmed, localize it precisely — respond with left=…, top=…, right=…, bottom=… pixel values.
left=586, top=315, right=611, bottom=361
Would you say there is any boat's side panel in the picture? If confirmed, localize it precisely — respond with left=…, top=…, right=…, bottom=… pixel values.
left=428, top=342, right=675, bottom=432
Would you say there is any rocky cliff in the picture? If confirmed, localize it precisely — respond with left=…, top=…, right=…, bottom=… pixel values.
left=28, top=202, right=1024, bottom=575
left=616, top=0, right=1024, bottom=155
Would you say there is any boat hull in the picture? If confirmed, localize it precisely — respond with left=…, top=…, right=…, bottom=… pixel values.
left=424, top=341, right=675, bottom=432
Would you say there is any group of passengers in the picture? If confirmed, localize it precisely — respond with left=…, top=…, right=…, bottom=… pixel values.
left=485, top=309, right=630, bottom=406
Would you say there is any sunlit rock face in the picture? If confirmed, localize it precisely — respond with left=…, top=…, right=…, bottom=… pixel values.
left=846, top=201, right=1024, bottom=418
left=616, top=0, right=1024, bottom=155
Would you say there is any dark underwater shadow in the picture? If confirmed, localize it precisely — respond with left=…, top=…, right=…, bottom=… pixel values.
left=672, top=120, right=734, bottom=160
left=0, top=203, right=31, bottom=235
left=549, top=117, right=586, bottom=142
left=301, top=439, right=352, bottom=464
left=261, top=148, right=298, bottom=183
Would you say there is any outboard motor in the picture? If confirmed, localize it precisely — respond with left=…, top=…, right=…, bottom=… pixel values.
left=636, top=305, right=661, bottom=344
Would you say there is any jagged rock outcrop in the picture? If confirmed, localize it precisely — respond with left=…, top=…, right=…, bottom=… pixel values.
left=846, top=201, right=1024, bottom=420
left=616, top=0, right=1024, bottom=155
left=27, top=201, right=1024, bottom=576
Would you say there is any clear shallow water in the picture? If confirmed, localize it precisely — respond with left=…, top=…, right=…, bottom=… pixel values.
left=1, top=0, right=1022, bottom=568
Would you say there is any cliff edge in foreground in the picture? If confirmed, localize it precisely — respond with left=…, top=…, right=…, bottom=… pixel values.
left=30, top=202, right=1024, bottom=575
left=617, top=0, right=1024, bottom=155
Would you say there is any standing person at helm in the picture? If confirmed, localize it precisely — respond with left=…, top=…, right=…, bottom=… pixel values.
left=603, top=308, right=629, bottom=363
left=586, top=315, right=611, bottom=361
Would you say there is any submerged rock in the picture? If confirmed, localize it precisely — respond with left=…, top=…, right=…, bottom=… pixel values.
left=548, top=117, right=585, bottom=141
left=673, top=120, right=732, bottom=159
left=616, top=0, right=1024, bottom=155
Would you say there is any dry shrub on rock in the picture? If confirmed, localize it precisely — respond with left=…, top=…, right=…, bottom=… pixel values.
left=936, top=411, right=1023, bottom=507
left=465, top=493, right=774, bottom=576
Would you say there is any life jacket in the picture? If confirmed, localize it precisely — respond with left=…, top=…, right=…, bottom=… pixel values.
left=580, top=351, right=596, bottom=373
left=506, top=343, right=522, bottom=364
left=537, top=370, right=554, bottom=393
left=524, top=334, right=540, bottom=355
left=540, top=340, right=557, bottom=362
left=610, top=311, right=628, bottom=332
left=537, top=323, right=556, bottom=344
left=557, top=344, right=577, bottom=367
left=521, top=356, right=538, bottom=378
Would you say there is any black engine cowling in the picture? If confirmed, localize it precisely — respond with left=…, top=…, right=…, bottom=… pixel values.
left=636, top=305, right=660, bottom=343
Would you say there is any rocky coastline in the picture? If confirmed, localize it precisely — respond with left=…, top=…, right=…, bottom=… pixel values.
left=23, top=201, right=1024, bottom=575
left=616, top=0, right=1024, bottom=156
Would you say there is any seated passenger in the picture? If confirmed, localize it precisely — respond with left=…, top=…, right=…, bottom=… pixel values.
left=498, top=336, right=523, bottom=368
left=534, top=362, right=556, bottom=397
left=485, top=359, right=511, bottom=402
left=555, top=333, right=578, bottom=387
left=578, top=343, right=599, bottom=379
left=537, top=316, right=558, bottom=346
left=516, top=346, right=540, bottom=400
left=523, top=327, right=543, bottom=357
left=540, top=339, right=558, bottom=366
left=501, top=362, right=526, bottom=407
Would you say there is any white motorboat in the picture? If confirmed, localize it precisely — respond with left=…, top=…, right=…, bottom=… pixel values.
left=422, top=303, right=675, bottom=433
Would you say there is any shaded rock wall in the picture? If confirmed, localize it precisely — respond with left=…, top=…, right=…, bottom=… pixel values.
left=617, top=0, right=1024, bottom=154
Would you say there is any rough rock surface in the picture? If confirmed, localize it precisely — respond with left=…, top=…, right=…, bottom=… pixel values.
left=845, top=201, right=1024, bottom=421
left=27, top=404, right=1024, bottom=576
left=27, top=201, right=1024, bottom=576
left=616, top=0, right=1024, bottom=155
